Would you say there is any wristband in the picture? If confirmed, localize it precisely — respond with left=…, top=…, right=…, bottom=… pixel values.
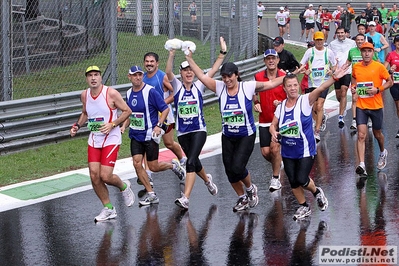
left=112, top=122, right=116, bottom=128
left=333, top=75, right=339, bottom=81
left=220, top=50, right=227, bottom=55
left=254, top=100, right=260, bottom=105
left=156, top=122, right=163, bottom=128
left=389, top=70, right=394, bottom=74
left=73, top=123, right=81, bottom=130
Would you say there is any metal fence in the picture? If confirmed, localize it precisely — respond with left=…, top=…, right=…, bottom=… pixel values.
left=0, top=55, right=266, bottom=155
left=1, top=0, right=258, bottom=101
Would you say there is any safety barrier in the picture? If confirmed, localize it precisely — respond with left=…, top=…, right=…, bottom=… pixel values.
left=0, top=55, right=266, bottom=155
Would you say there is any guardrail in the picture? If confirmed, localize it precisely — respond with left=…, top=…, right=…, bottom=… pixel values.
left=0, top=55, right=266, bottom=155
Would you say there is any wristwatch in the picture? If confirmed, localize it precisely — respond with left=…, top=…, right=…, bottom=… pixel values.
left=156, top=122, right=163, bottom=128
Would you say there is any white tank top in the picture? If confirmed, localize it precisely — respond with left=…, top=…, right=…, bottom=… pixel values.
left=85, top=85, right=121, bottom=148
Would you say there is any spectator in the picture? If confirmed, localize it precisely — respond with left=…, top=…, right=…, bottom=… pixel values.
left=272, top=36, right=300, bottom=72
left=188, top=1, right=197, bottom=22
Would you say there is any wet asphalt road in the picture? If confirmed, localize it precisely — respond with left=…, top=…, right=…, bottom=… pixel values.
left=1, top=91, right=399, bottom=265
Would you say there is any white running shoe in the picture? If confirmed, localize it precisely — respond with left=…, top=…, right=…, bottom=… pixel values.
left=247, top=184, right=259, bottom=208
left=377, top=149, right=388, bottom=170
left=121, top=180, right=135, bottom=207
left=293, top=205, right=311, bottom=220
left=172, top=159, right=186, bottom=182
left=95, top=207, right=117, bottom=223
left=350, top=119, right=357, bottom=130
left=175, top=194, right=189, bottom=209
left=315, top=187, right=328, bottom=211
left=269, top=176, right=282, bottom=192
left=205, top=174, right=218, bottom=195
left=139, top=193, right=160, bottom=206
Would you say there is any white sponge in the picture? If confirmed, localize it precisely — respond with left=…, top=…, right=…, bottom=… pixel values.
left=181, top=41, right=196, bottom=55
left=152, top=129, right=165, bottom=144
left=164, top=38, right=183, bottom=51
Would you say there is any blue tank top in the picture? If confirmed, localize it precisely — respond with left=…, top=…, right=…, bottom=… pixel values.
left=172, top=78, right=206, bottom=135
left=277, top=95, right=316, bottom=159
left=126, top=83, right=168, bottom=142
left=216, top=80, right=256, bottom=138
left=366, top=32, right=384, bottom=62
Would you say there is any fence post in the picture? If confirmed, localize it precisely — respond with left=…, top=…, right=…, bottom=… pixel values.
left=1, top=1, right=12, bottom=101
left=109, top=0, right=118, bottom=85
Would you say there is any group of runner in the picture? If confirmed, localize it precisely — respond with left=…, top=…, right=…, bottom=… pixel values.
left=263, top=14, right=398, bottom=218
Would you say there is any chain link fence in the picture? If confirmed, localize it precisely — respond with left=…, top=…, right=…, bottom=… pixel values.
left=1, top=0, right=258, bottom=101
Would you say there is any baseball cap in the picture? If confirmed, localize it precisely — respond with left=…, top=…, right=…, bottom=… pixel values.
left=360, top=42, right=374, bottom=50
left=129, top=65, right=144, bottom=74
left=85, top=66, right=101, bottom=75
left=368, top=21, right=376, bottom=26
left=309, top=4, right=313, bottom=7
left=314, top=31, right=324, bottom=40
left=179, top=61, right=190, bottom=70
left=263, top=49, right=278, bottom=57
left=307, top=41, right=315, bottom=48
left=280, top=7, right=284, bottom=11
left=273, top=36, right=284, bottom=46
left=220, top=62, right=238, bottom=76
left=361, top=9, right=366, bottom=13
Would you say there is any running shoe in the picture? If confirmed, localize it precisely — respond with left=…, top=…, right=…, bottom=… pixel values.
left=180, top=157, right=187, bottom=168
left=247, top=184, right=259, bottom=208
left=315, top=187, right=328, bottom=211
left=175, top=194, right=189, bottom=209
left=350, top=119, right=357, bottom=130
left=287, top=34, right=291, bottom=38
left=367, top=119, right=372, bottom=128
left=139, top=193, right=160, bottom=206
left=136, top=172, right=154, bottom=187
left=338, top=115, right=345, bottom=128
left=95, top=207, right=117, bottom=223
left=396, top=130, right=399, bottom=138
left=377, top=149, right=388, bottom=170
left=269, top=176, right=282, bottom=192
left=121, top=180, right=135, bottom=207
left=172, top=158, right=186, bottom=182
left=355, top=164, right=367, bottom=175
left=293, top=205, right=311, bottom=220
left=233, top=196, right=249, bottom=212
left=205, top=174, right=218, bottom=195
left=320, top=112, right=328, bottom=132
left=314, top=131, right=321, bottom=143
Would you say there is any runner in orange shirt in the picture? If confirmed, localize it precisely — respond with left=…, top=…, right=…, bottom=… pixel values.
left=351, top=42, right=393, bottom=176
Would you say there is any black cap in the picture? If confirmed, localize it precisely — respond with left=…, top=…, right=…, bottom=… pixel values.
left=220, top=62, right=238, bottom=76
left=394, top=36, right=399, bottom=43
left=273, top=36, right=284, bottom=46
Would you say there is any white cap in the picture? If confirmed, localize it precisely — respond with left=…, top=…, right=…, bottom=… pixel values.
left=309, top=4, right=313, bottom=7
left=280, top=6, right=284, bottom=10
